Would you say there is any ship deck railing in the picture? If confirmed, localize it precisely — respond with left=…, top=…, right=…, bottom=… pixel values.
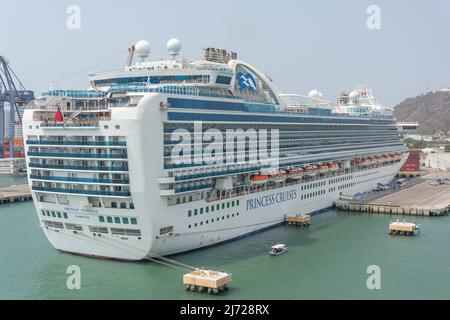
left=26, top=140, right=127, bottom=146
left=28, top=152, right=127, bottom=159
left=29, top=174, right=129, bottom=184
left=28, top=163, right=129, bottom=172
left=31, top=186, right=131, bottom=197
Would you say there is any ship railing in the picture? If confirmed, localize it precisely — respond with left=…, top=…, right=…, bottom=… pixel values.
left=29, top=175, right=130, bottom=184
left=26, top=140, right=126, bottom=146
left=39, top=122, right=100, bottom=128
left=175, top=184, right=213, bottom=194
left=31, top=186, right=131, bottom=197
left=28, top=163, right=129, bottom=172
left=201, top=161, right=404, bottom=203
left=28, top=152, right=127, bottom=159
left=42, top=89, right=106, bottom=99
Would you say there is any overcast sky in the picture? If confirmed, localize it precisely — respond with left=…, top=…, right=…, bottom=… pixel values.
left=2, top=0, right=450, bottom=107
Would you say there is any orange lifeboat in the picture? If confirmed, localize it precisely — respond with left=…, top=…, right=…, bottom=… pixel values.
left=270, top=170, right=287, bottom=183
left=328, top=162, right=339, bottom=171
left=318, top=164, right=329, bottom=173
left=288, top=167, right=304, bottom=179
left=250, top=174, right=269, bottom=185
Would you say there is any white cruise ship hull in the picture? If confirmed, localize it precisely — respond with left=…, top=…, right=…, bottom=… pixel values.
left=24, top=93, right=407, bottom=260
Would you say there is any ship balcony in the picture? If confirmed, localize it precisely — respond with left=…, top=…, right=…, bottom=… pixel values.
left=158, top=176, right=175, bottom=184
left=28, top=151, right=128, bottom=159
left=32, top=186, right=131, bottom=197
left=26, top=140, right=126, bottom=147
left=28, top=163, right=129, bottom=172
left=29, top=174, right=130, bottom=185
left=175, top=183, right=212, bottom=194
left=159, top=182, right=213, bottom=196
left=39, top=122, right=100, bottom=129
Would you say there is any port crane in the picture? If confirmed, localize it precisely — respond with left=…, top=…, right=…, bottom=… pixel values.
left=0, top=56, right=34, bottom=158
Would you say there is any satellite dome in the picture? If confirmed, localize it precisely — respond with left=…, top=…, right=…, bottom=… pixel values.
left=308, top=90, right=321, bottom=99
left=135, top=40, right=151, bottom=60
left=167, top=38, right=182, bottom=55
left=349, top=90, right=359, bottom=102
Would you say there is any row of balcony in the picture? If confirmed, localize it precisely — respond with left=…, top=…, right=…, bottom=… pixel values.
left=40, top=122, right=100, bottom=128
left=29, top=163, right=129, bottom=172
left=28, top=152, right=127, bottom=159
left=26, top=140, right=126, bottom=146
left=32, top=186, right=131, bottom=197
left=29, top=174, right=129, bottom=185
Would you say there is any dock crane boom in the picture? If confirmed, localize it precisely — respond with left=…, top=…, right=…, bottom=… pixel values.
left=0, top=56, right=34, bottom=158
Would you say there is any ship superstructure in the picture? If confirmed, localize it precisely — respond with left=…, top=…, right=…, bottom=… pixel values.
left=23, top=39, right=408, bottom=260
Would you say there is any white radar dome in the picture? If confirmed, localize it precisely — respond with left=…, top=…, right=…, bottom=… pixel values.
left=135, top=40, right=151, bottom=60
left=308, top=90, right=322, bottom=99
left=349, top=90, right=359, bottom=102
left=167, top=38, right=182, bottom=55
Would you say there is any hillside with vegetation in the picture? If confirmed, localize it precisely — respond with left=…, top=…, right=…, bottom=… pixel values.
left=394, top=91, right=450, bottom=135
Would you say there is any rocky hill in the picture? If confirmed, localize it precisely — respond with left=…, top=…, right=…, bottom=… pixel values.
left=394, top=91, right=450, bottom=135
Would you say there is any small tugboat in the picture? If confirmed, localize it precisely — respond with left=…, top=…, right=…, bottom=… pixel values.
left=269, top=244, right=288, bottom=256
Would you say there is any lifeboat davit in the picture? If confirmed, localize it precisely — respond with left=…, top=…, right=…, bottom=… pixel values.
left=250, top=174, right=269, bottom=185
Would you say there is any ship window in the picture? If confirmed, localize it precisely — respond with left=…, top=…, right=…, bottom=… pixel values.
left=114, top=217, right=121, bottom=224
left=51, top=211, right=56, bottom=217
left=188, top=225, right=191, bottom=229
left=130, top=203, right=134, bottom=209
left=99, top=216, right=105, bottom=223
left=122, top=218, right=129, bottom=224
left=232, top=214, right=235, bottom=217
left=211, top=206, right=215, bottom=212
left=222, top=203, right=225, bottom=210
left=188, top=210, right=192, bottom=217
left=227, top=202, right=230, bottom=208
left=236, top=200, right=240, bottom=206
left=194, top=209, right=198, bottom=216
left=205, top=207, right=209, bottom=213
left=130, top=218, right=137, bottom=225
left=111, top=202, right=117, bottom=208
left=231, top=201, right=235, bottom=207
left=206, top=220, right=209, bottom=224
left=120, top=202, right=127, bottom=209
left=216, top=76, right=232, bottom=85
left=194, top=223, right=197, bottom=227
left=216, top=204, right=220, bottom=211
left=227, top=215, right=230, bottom=219
left=200, top=222, right=203, bottom=226
left=115, top=125, right=120, bottom=129
left=63, top=212, right=68, bottom=219
left=200, top=208, right=204, bottom=214
left=237, top=212, right=239, bottom=216
left=57, top=212, right=62, bottom=218
left=107, top=216, right=113, bottom=223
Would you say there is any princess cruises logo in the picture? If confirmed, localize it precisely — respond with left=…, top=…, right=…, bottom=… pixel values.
left=237, top=72, right=257, bottom=91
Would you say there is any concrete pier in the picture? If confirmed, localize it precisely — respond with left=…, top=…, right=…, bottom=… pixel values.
left=336, top=172, right=450, bottom=217
left=0, top=184, right=32, bottom=205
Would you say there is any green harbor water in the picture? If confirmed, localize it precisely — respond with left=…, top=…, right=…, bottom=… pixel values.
left=1, top=176, right=450, bottom=300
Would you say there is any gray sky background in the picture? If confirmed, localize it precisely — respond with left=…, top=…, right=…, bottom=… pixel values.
left=2, top=0, right=450, bottom=107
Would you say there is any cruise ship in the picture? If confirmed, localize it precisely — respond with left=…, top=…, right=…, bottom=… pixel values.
left=23, top=39, right=408, bottom=260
